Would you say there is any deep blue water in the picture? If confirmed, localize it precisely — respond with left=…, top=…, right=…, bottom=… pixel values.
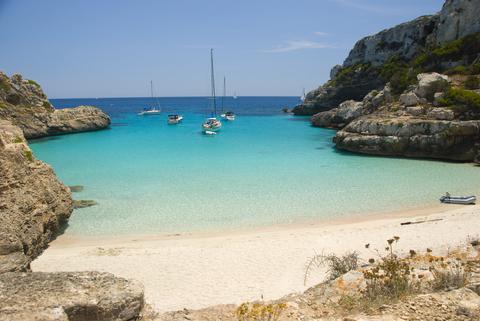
left=29, top=96, right=480, bottom=236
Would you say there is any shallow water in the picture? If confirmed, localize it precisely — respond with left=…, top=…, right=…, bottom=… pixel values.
left=30, top=97, right=480, bottom=235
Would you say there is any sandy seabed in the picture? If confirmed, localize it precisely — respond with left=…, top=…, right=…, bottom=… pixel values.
left=32, top=204, right=480, bottom=312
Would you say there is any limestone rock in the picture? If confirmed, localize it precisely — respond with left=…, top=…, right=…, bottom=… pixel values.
left=0, top=120, right=72, bottom=273
left=330, top=64, right=342, bottom=79
left=435, top=0, right=480, bottom=44
left=427, top=107, right=455, bottom=120
left=48, top=106, right=111, bottom=136
left=414, top=73, right=450, bottom=100
left=0, top=72, right=110, bottom=139
left=399, top=92, right=420, bottom=107
left=0, top=271, right=144, bottom=321
left=406, top=106, right=424, bottom=116
left=334, top=116, right=480, bottom=161
left=311, top=100, right=365, bottom=128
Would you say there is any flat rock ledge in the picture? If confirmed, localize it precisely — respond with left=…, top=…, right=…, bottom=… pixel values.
left=0, top=271, right=144, bottom=321
left=47, top=106, right=111, bottom=136
left=334, top=116, right=480, bottom=161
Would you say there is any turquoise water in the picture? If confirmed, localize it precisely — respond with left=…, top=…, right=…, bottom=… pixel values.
left=30, top=97, right=480, bottom=236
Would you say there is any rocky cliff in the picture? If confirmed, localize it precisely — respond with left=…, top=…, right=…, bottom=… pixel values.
left=0, top=72, right=110, bottom=139
left=0, top=120, right=72, bottom=273
left=0, top=120, right=145, bottom=320
left=293, top=0, right=480, bottom=116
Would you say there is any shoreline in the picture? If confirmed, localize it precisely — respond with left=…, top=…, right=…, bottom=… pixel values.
left=52, top=202, right=455, bottom=246
left=32, top=203, right=480, bottom=312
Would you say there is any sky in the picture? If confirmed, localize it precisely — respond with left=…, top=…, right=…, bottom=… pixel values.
left=0, top=0, right=445, bottom=98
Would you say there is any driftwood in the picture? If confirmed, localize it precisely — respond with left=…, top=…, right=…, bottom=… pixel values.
left=401, top=218, right=443, bottom=226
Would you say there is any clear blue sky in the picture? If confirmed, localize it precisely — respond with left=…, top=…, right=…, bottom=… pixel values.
left=0, top=0, right=444, bottom=98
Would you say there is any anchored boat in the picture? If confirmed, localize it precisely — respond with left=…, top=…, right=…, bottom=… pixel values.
left=139, top=81, right=161, bottom=115
left=220, top=77, right=236, bottom=121
left=202, top=49, right=222, bottom=133
left=440, top=193, right=476, bottom=205
left=167, top=114, right=183, bottom=124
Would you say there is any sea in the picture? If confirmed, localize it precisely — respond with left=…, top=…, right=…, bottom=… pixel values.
left=29, top=96, right=480, bottom=236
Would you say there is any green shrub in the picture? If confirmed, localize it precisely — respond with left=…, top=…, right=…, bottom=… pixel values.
left=27, top=79, right=40, bottom=87
left=464, top=76, right=480, bottom=90
left=13, top=136, right=23, bottom=143
left=0, top=78, right=10, bottom=92
left=439, top=87, right=480, bottom=110
left=24, top=150, right=34, bottom=162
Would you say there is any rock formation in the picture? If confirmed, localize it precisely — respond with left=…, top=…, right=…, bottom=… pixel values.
left=0, top=271, right=144, bottom=321
left=0, top=120, right=72, bottom=273
left=0, top=72, right=110, bottom=139
left=293, top=0, right=480, bottom=116
left=0, top=121, right=145, bottom=320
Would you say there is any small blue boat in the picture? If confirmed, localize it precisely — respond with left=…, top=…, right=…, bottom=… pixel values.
left=440, top=193, right=476, bottom=205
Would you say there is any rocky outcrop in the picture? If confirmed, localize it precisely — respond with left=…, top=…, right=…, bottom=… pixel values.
left=48, top=106, right=111, bottom=136
left=293, top=0, right=480, bottom=116
left=334, top=116, right=480, bottom=161
left=0, top=120, right=73, bottom=273
left=0, top=271, right=144, bottom=321
left=0, top=72, right=110, bottom=139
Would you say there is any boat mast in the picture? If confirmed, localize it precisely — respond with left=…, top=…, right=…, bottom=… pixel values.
left=210, top=49, right=217, bottom=116
left=222, top=76, right=226, bottom=112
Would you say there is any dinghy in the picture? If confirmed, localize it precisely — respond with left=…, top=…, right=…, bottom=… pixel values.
left=439, top=193, right=476, bottom=205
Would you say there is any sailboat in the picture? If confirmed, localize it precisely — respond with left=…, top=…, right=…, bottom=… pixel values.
left=300, top=88, right=306, bottom=102
left=138, top=81, right=161, bottom=115
left=202, top=49, right=222, bottom=133
left=220, top=77, right=235, bottom=121
left=233, top=91, right=238, bottom=100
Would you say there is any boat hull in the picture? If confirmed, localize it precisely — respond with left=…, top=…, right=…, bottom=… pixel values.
left=440, top=195, right=476, bottom=205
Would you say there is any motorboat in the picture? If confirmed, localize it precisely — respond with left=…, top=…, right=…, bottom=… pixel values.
left=168, top=114, right=183, bottom=124
left=221, top=111, right=235, bottom=121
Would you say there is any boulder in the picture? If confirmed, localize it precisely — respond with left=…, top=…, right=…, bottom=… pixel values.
left=399, top=92, right=420, bottom=107
left=0, top=272, right=144, bottom=321
left=433, top=92, right=445, bottom=106
left=406, top=106, right=424, bottom=116
left=311, top=100, right=365, bottom=128
left=414, top=73, right=450, bottom=100
left=427, top=107, right=455, bottom=120
left=0, top=121, right=72, bottom=273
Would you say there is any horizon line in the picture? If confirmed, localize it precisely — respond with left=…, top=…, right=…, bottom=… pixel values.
left=49, top=95, right=302, bottom=100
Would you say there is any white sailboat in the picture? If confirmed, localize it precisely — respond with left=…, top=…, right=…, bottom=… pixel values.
left=300, top=88, right=306, bottom=102
left=138, top=81, right=161, bottom=115
left=220, top=76, right=235, bottom=121
left=233, top=91, right=238, bottom=100
left=202, top=49, right=222, bottom=133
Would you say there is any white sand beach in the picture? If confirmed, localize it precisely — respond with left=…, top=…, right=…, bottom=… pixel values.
left=32, top=204, right=480, bottom=312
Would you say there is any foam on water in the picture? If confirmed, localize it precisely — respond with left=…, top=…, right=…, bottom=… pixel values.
left=30, top=97, right=480, bottom=235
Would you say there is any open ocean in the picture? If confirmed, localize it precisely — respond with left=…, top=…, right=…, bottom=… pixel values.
left=29, top=96, right=480, bottom=235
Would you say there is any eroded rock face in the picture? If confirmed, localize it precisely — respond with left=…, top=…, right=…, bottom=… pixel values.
left=0, top=72, right=110, bottom=139
left=294, top=0, right=480, bottom=116
left=334, top=116, right=480, bottom=161
left=415, top=73, right=450, bottom=100
left=312, top=100, right=364, bottom=128
left=0, top=121, right=73, bottom=273
left=0, top=271, right=144, bottom=321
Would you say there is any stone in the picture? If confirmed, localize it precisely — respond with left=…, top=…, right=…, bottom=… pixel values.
left=69, top=185, right=84, bottom=193
left=73, top=200, right=98, bottom=209
left=433, top=92, right=445, bottom=106
left=427, top=108, right=454, bottom=120
left=406, top=106, right=424, bottom=116
left=311, top=100, right=365, bottom=129
left=0, top=120, right=72, bottom=273
left=414, top=73, right=450, bottom=100
left=330, top=65, right=342, bottom=79
left=399, top=92, right=420, bottom=107
left=0, top=271, right=144, bottom=321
